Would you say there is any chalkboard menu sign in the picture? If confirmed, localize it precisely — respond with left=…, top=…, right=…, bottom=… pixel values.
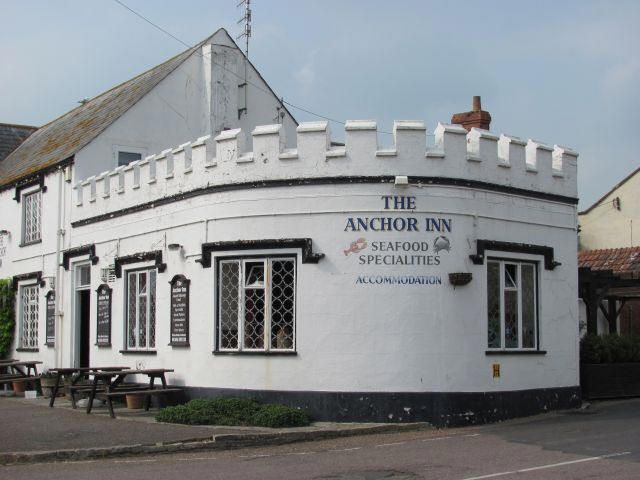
left=169, top=275, right=190, bottom=346
left=96, top=284, right=112, bottom=346
left=45, top=291, right=55, bottom=346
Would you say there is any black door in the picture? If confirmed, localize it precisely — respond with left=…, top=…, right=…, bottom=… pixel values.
left=79, top=290, right=90, bottom=368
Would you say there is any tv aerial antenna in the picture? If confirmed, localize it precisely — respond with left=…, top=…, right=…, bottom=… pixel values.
left=236, top=0, right=251, bottom=58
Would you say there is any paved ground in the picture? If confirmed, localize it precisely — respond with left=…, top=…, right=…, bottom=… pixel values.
left=0, top=395, right=417, bottom=454
left=2, top=398, right=639, bottom=479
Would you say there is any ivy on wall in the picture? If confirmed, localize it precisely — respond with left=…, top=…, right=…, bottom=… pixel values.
left=0, top=279, right=15, bottom=359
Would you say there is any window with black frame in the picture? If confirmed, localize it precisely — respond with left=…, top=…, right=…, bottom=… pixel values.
left=487, top=259, right=537, bottom=350
left=125, top=268, right=157, bottom=350
left=217, top=257, right=296, bottom=352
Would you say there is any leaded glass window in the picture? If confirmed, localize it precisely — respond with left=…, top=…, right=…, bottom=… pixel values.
left=20, top=284, right=39, bottom=348
left=126, top=269, right=156, bottom=350
left=217, top=257, right=296, bottom=352
left=22, top=190, right=42, bottom=244
left=487, top=259, right=538, bottom=350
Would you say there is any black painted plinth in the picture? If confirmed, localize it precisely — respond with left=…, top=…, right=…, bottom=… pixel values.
left=180, top=386, right=581, bottom=427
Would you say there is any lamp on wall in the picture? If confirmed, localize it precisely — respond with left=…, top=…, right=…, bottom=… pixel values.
left=168, top=243, right=185, bottom=259
left=394, top=176, right=409, bottom=187
left=0, top=229, right=10, bottom=235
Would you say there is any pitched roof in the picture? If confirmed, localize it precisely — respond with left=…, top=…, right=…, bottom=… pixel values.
left=0, top=34, right=211, bottom=189
left=578, top=247, right=640, bottom=276
left=579, top=166, right=640, bottom=215
left=0, top=123, right=38, bottom=162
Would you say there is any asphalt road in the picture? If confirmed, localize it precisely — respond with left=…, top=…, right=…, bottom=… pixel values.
left=3, top=399, right=640, bottom=480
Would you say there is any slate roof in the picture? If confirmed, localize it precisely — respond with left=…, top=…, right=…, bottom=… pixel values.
left=578, top=247, right=640, bottom=276
left=579, top=166, right=640, bottom=215
left=0, top=35, right=209, bottom=189
left=0, top=123, right=38, bottom=162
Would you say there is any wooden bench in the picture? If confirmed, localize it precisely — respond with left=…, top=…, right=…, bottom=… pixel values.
left=104, top=388, right=182, bottom=418
left=68, top=383, right=147, bottom=409
left=0, top=376, right=40, bottom=386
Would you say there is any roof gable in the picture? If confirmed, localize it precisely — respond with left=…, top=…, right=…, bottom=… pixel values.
left=0, top=123, right=38, bottom=162
left=579, top=166, right=640, bottom=215
left=0, top=31, right=219, bottom=189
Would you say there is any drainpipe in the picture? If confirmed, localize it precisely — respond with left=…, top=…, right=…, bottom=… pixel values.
left=54, top=166, right=67, bottom=366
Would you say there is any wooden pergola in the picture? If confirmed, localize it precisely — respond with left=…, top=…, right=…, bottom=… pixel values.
left=578, top=247, right=640, bottom=335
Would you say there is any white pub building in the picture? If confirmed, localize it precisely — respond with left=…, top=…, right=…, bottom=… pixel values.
left=0, top=29, right=581, bottom=425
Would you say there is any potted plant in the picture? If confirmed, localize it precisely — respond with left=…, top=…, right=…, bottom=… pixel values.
left=126, top=393, right=144, bottom=409
left=12, top=380, right=25, bottom=394
left=40, top=370, right=58, bottom=398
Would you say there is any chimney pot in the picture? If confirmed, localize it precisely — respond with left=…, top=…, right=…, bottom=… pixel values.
left=472, top=96, right=481, bottom=112
left=451, top=96, right=491, bottom=132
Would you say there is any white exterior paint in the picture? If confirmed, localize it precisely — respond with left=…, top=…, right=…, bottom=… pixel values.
left=1, top=118, right=579, bottom=396
left=578, top=169, right=640, bottom=250
left=74, top=29, right=297, bottom=181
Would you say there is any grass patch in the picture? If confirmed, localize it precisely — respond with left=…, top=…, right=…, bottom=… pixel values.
left=156, top=397, right=311, bottom=428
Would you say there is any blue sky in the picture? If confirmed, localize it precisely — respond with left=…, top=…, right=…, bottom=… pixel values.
left=1, top=1, right=638, bottom=208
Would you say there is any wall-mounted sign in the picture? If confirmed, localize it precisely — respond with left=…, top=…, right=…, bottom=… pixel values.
left=96, top=284, right=112, bottom=346
left=45, top=291, right=55, bottom=346
left=343, top=196, right=451, bottom=286
left=169, top=275, right=190, bottom=347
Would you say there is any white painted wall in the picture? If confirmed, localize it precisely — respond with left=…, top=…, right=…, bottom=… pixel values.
left=1, top=119, right=579, bottom=395
left=74, top=29, right=297, bottom=181
left=578, top=169, right=640, bottom=250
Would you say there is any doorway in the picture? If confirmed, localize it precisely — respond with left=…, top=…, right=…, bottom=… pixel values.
left=74, top=263, right=91, bottom=368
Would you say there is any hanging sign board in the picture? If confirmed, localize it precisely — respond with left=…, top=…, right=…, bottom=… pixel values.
left=169, top=275, right=190, bottom=346
left=45, top=291, right=55, bottom=346
left=96, top=284, right=112, bottom=346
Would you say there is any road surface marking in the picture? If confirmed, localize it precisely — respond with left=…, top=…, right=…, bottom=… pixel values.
left=461, top=451, right=631, bottom=480
left=328, top=447, right=362, bottom=452
left=238, top=454, right=272, bottom=459
left=113, top=459, right=156, bottom=464
left=463, top=434, right=481, bottom=438
left=286, top=451, right=314, bottom=456
left=177, top=457, right=216, bottom=461
left=422, top=436, right=452, bottom=442
left=375, top=442, right=406, bottom=448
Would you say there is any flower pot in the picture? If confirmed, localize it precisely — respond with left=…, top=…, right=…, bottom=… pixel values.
left=12, top=381, right=26, bottom=394
left=126, top=394, right=144, bottom=409
left=40, top=376, right=58, bottom=398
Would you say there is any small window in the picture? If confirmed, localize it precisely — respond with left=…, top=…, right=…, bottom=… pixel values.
left=487, top=259, right=538, bottom=350
left=125, top=269, right=156, bottom=350
left=22, top=190, right=42, bottom=244
left=76, top=265, right=91, bottom=288
left=20, top=284, right=39, bottom=348
left=218, top=257, right=296, bottom=352
left=118, top=151, right=142, bottom=167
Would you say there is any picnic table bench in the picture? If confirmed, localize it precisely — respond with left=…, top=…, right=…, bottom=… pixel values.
left=87, top=369, right=180, bottom=418
left=47, top=366, right=129, bottom=407
left=0, top=361, right=42, bottom=391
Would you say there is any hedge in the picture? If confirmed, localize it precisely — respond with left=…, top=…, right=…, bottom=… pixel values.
left=156, top=397, right=311, bottom=428
left=580, top=334, right=640, bottom=364
left=0, top=279, right=15, bottom=359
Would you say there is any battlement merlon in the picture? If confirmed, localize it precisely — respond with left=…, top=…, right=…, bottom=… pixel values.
left=73, top=121, right=578, bottom=217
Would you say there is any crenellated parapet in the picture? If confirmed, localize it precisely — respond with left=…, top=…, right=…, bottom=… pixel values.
left=72, top=121, right=578, bottom=221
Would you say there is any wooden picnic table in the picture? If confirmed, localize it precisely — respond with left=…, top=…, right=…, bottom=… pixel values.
left=47, top=366, right=129, bottom=407
left=0, top=361, right=43, bottom=391
left=85, top=368, right=178, bottom=418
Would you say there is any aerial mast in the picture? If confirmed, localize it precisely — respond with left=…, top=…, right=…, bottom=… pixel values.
left=236, top=0, right=251, bottom=118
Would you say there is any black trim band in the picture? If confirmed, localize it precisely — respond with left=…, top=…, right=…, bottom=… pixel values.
left=62, top=244, right=98, bottom=270
left=212, top=350, right=297, bottom=356
left=114, top=251, right=166, bottom=278
left=199, top=238, right=323, bottom=268
left=180, top=385, right=581, bottom=426
left=16, top=347, right=39, bottom=352
left=470, top=239, right=561, bottom=270
left=71, top=176, right=579, bottom=228
left=12, top=271, right=44, bottom=290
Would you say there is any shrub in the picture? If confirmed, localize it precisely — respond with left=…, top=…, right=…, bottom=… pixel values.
left=580, top=334, right=640, bottom=364
left=0, top=279, right=15, bottom=359
left=156, top=397, right=311, bottom=428
left=252, top=403, right=311, bottom=428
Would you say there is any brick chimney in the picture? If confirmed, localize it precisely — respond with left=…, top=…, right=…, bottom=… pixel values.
left=451, top=96, right=491, bottom=131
